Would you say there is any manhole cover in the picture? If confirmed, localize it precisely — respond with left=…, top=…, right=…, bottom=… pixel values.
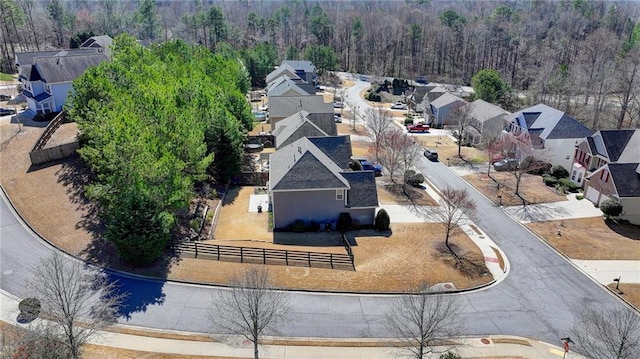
left=481, top=338, right=491, bottom=345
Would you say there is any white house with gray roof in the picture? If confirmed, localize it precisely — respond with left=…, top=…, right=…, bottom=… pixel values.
left=507, top=103, right=594, bottom=170
left=268, top=136, right=377, bottom=231
left=461, top=99, right=510, bottom=145
left=16, top=36, right=111, bottom=114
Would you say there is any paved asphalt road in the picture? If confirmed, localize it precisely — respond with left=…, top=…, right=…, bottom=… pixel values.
left=1, top=80, right=638, bottom=348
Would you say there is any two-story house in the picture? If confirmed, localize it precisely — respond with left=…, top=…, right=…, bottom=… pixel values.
left=506, top=104, right=594, bottom=170
left=429, top=93, right=467, bottom=127
left=269, top=136, right=378, bottom=230
left=16, top=36, right=111, bottom=114
left=571, top=129, right=640, bottom=224
left=459, top=99, right=510, bottom=145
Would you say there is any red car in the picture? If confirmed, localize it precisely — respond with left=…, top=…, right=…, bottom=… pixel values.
left=406, top=123, right=430, bottom=133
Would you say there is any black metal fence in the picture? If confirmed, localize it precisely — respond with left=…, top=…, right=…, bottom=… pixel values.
left=170, top=240, right=355, bottom=271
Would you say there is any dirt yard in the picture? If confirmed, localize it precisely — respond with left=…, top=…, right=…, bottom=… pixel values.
left=526, top=217, right=640, bottom=260
left=464, top=171, right=568, bottom=206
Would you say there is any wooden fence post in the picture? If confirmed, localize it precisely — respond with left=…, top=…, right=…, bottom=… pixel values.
left=330, top=253, right=333, bottom=268
left=285, top=251, right=288, bottom=265
left=240, top=247, right=243, bottom=263
left=263, top=248, right=266, bottom=264
left=194, top=242, right=198, bottom=258
left=307, top=252, right=311, bottom=267
left=217, top=245, right=220, bottom=260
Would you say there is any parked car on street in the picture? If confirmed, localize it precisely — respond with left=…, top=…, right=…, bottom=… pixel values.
left=0, top=94, right=11, bottom=101
left=334, top=115, right=342, bottom=123
left=352, top=157, right=382, bottom=176
left=493, top=158, right=519, bottom=171
left=391, top=102, right=407, bottom=110
left=0, top=107, right=16, bottom=116
left=424, top=149, right=438, bottom=161
left=333, top=102, right=344, bottom=108
left=407, top=123, right=430, bottom=133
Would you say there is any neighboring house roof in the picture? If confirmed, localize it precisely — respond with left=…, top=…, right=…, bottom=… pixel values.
left=34, top=53, right=107, bottom=84
left=269, top=137, right=349, bottom=191
left=273, top=112, right=329, bottom=148
left=266, top=64, right=300, bottom=84
left=268, top=95, right=332, bottom=119
left=342, top=171, right=379, bottom=208
left=80, top=35, right=113, bottom=49
left=308, top=136, right=353, bottom=169
left=267, top=76, right=309, bottom=97
left=430, top=92, right=465, bottom=109
left=463, top=99, right=510, bottom=124
left=609, top=163, right=640, bottom=198
left=19, top=64, right=42, bottom=82
left=597, top=129, right=636, bottom=162
left=281, top=60, right=316, bottom=74
left=508, top=103, right=593, bottom=140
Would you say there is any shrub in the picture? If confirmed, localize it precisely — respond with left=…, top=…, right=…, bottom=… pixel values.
left=542, top=175, right=558, bottom=186
left=290, top=219, right=306, bottom=232
left=337, top=212, right=352, bottom=233
left=189, top=218, right=201, bottom=231
left=405, top=170, right=424, bottom=187
left=526, top=161, right=552, bottom=175
left=374, top=209, right=390, bottom=231
left=308, top=220, right=321, bottom=232
left=600, top=199, right=623, bottom=218
left=576, top=195, right=584, bottom=200
left=558, top=178, right=580, bottom=192
left=404, top=117, right=414, bottom=125
left=440, top=353, right=461, bottom=359
left=550, top=164, right=569, bottom=179
left=366, top=92, right=381, bottom=102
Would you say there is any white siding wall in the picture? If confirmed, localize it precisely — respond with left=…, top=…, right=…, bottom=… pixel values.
left=535, top=138, right=579, bottom=170
left=620, top=197, right=640, bottom=225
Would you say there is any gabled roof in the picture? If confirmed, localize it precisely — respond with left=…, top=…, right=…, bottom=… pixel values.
left=268, top=95, right=332, bottom=119
left=266, top=64, right=300, bottom=84
left=274, top=113, right=329, bottom=148
left=508, top=103, right=593, bottom=140
left=34, top=53, right=107, bottom=84
left=430, top=92, right=466, bottom=109
left=80, top=35, right=113, bottom=49
left=596, top=130, right=637, bottom=162
left=281, top=60, right=316, bottom=74
left=462, top=99, right=509, bottom=123
left=609, top=163, right=640, bottom=198
left=308, top=136, right=352, bottom=168
left=342, top=171, right=379, bottom=208
left=19, top=64, right=42, bottom=82
left=16, top=48, right=101, bottom=67
left=267, top=76, right=309, bottom=97
left=269, top=137, right=349, bottom=191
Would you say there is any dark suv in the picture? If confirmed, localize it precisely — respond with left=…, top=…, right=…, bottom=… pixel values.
left=424, top=149, right=438, bottom=161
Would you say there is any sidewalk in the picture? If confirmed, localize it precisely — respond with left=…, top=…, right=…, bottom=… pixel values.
left=0, top=289, right=582, bottom=358
left=503, top=193, right=603, bottom=223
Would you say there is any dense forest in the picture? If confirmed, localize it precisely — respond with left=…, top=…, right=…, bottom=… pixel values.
left=1, top=0, right=639, bottom=129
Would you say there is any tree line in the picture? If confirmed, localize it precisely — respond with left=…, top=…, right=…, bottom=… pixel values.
left=1, top=0, right=639, bottom=129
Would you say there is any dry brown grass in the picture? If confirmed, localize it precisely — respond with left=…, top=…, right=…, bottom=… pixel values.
left=606, top=283, right=640, bottom=310
left=377, top=178, right=437, bottom=206
left=526, top=217, right=640, bottom=260
left=465, top=172, right=567, bottom=206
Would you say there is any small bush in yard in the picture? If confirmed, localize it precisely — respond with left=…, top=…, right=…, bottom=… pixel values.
left=405, top=170, right=425, bottom=187
left=600, top=199, right=623, bottom=219
left=337, top=212, right=352, bottom=233
left=290, top=219, right=306, bottom=232
left=374, top=209, right=391, bottom=231
left=308, top=220, right=321, bottom=232
left=550, top=165, right=569, bottom=179
left=558, top=178, right=580, bottom=192
left=440, top=353, right=461, bottom=359
left=404, top=117, right=414, bottom=125
left=542, top=175, right=558, bottom=186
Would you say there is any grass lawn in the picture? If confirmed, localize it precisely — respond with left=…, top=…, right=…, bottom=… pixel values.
left=0, top=72, right=14, bottom=81
left=465, top=171, right=567, bottom=206
left=607, top=283, right=640, bottom=311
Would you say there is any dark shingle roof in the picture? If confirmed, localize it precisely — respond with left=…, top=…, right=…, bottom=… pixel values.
left=35, top=53, right=107, bottom=83
left=522, top=112, right=541, bottom=129
left=609, top=163, right=640, bottom=198
left=269, top=137, right=349, bottom=191
left=600, top=130, right=635, bottom=162
left=308, top=136, right=353, bottom=168
left=586, top=136, right=597, bottom=155
left=276, top=121, right=327, bottom=148
left=80, top=35, right=113, bottom=49
left=281, top=60, right=316, bottom=73
left=342, top=171, right=379, bottom=208
left=547, top=113, right=594, bottom=139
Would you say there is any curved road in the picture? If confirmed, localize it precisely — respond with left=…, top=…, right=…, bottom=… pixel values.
left=1, top=82, right=637, bottom=347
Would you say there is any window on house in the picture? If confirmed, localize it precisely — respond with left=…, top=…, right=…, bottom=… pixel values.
left=600, top=170, right=606, bottom=180
left=336, top=190, right=343, bottom=201
left=571, top=171, right=576, bottom=181
left=578, top=173, right=583, bottom=183
left=605, top=172, right=610, bottom=183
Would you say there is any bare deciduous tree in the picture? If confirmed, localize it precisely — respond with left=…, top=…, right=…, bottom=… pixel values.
left=28, top=252, right=124, bottom=359
left=444, top=102, right=472, bottom=159
left=385, top=283, right=464, bottom=359
left=210, top=266, right=290, bottom=359
left=573, top=306, right=640, bottom=359
left=426, top=188, right=477, bottom=259
left=376, top=127, right=420, bottom=183
left=364, top=105, right=392, bottom=161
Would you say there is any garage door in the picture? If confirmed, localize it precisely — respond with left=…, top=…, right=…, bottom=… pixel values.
left=585, top=186, right=600, bottom=204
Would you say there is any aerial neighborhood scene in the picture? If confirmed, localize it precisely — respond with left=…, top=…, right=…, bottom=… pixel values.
left=2, top=0, right=640, bottom=358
